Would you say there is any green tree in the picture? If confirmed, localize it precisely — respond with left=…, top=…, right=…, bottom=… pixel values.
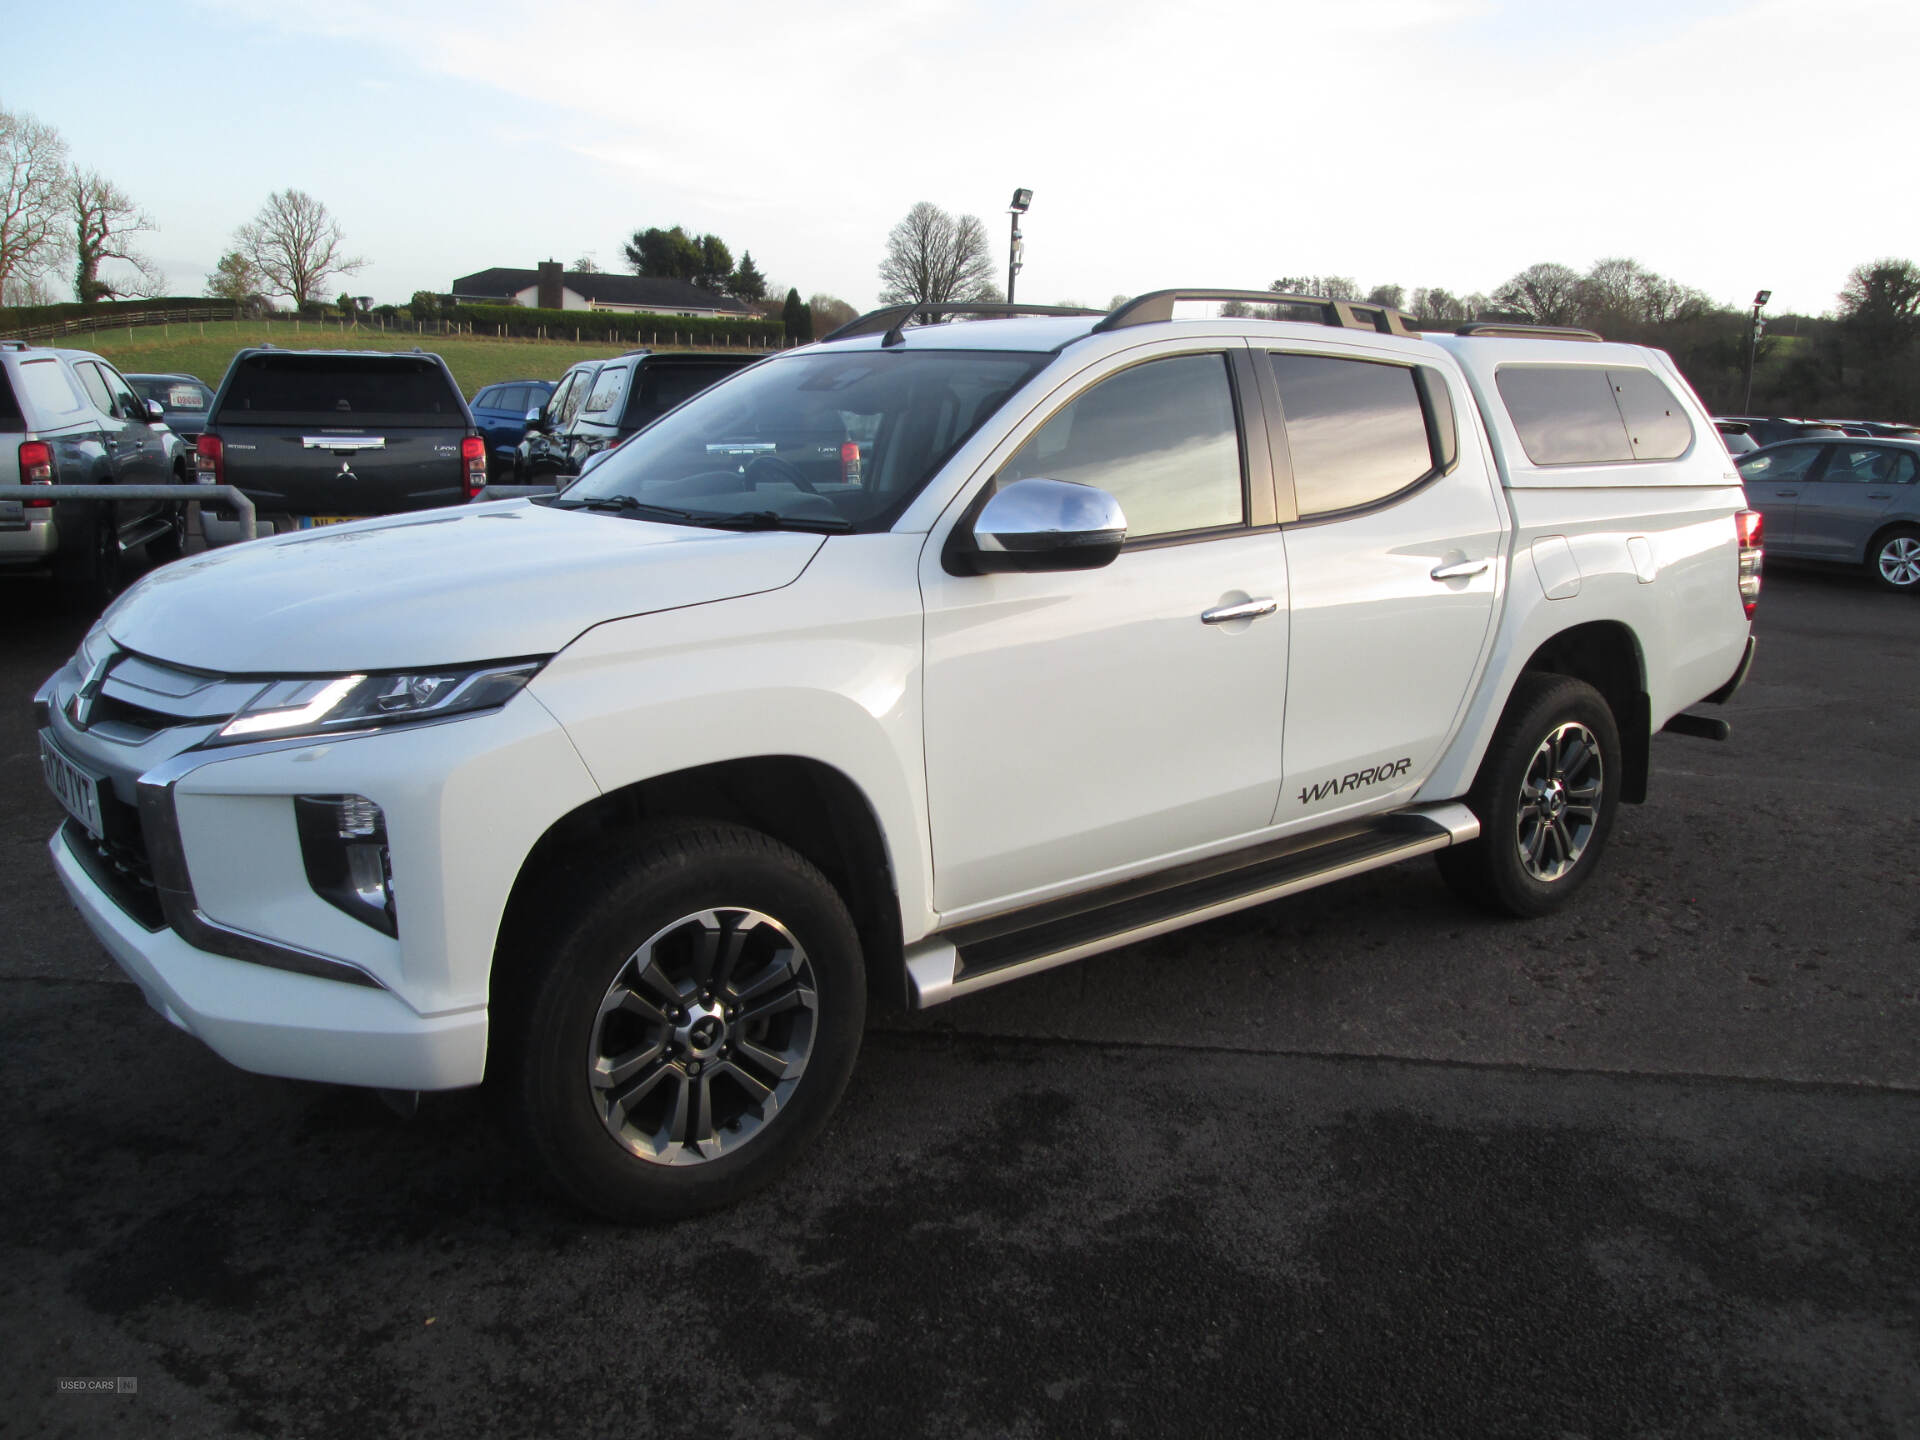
left=808, top=293, right=858, bottom=333
left=782, top=287, right=813, bottom=343
left=694, top=234, right=733, bottom=292
left=1838, top=259, right=1920, bottom=357
left=1365, top=283, right=1406, bottom=310
left=625, top=225, right=702, bottom=279
left=730, top=250, right=767, bottom=302
left=408, top=288, right=440, bottom=320
left=206, top=250, right=259, bottom=302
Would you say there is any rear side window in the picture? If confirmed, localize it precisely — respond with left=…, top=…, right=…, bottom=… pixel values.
left=1498, top=365, right=1694, bottom=465
left=584, top=367, right=629, bottom=415
left=1268, top=352, right=1436, bottom=516
left=219, top=354, right=464, bottom=425
left=15, top=360, right=83, bottom=417
left=624, top=364, right=739, bottom=429
left=0, top=367, right=20, bottom=424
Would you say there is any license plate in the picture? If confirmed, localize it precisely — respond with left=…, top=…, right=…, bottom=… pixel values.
left=297, top=516, right=363, bottom=529
left=40, top=734, right=105, bottom=839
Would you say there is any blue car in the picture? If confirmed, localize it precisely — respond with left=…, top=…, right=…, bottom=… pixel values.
left=470, top=379, right=557, bottom=475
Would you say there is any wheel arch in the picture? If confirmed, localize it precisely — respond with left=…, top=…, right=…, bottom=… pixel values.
left=490, top=755, right=907, bottom=1049
left=1864, top=517, right=1920, bottom=566
left=1514, top=620, right=1650, bottom=803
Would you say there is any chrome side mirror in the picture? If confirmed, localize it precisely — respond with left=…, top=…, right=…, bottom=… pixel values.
left=525, top=406, right=547, bottom=430
left=945, top=477, right=1128, bottom=575
left=144, top=399, right=166, bottom=422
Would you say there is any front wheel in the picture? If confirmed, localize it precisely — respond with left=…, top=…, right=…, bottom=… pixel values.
left=1436, top=673, right=1622, bottom=917
left=1870, top=527, right=1920, bottom=593
left=505, top=822, right=866, bottom=1222
left=147, top=496, right=189, bottom=563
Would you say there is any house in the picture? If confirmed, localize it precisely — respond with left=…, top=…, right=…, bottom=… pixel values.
left=449, top=261, right=752, bottom=319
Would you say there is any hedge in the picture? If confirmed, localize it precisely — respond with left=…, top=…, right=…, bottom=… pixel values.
left=447, top=303, right=782, bottom=348
left=0, top=296, right=231, bottom=331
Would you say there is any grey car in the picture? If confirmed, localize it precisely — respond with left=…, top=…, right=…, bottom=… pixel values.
left=1737, top=437, right=1920, bottom=592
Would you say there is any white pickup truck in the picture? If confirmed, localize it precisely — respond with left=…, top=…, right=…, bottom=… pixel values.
left=37, top=292, right=1760, bottom=1220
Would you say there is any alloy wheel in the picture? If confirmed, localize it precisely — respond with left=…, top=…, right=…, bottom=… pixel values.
left=1878, top=535, right=1920, bottom=589
left=1515, top=721, right=1604, bottom=882
left=587, top=907, right=818, bottom=1165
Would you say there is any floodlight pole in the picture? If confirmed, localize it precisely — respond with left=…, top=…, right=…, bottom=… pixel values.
left=1007, top=188, right=1031, bottom=304
left=1743, top=288, right=1771, bottom=414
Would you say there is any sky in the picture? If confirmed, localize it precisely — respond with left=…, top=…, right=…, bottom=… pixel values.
left=6, top=0, right=1917, bottom=319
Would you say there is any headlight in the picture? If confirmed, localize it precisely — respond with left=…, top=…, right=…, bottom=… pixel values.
left=208, top=660, right=544, bottom=745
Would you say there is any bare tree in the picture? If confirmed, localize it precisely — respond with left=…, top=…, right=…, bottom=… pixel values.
left=232, top=189, right=365, bottom=305
left=808, top=293, right=858, bottom=333
left=1491, top=262, right=1583, bottom=326
left=571, top=254, right=601, bottom=273
left=1365, top=283, right=1406, bottom=310
left=877, top=201, right=996, bottom=323
left=70, top=170, right=159, bottom=301
left=0, top=104, right=69, bottom=303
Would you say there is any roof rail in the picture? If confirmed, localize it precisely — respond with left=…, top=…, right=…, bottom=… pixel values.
left=1094, top=289, right=1414, bottom=337
left=822, top=302, right=1105, bottom=348
left=1453, top=322, right=1603, bottom=342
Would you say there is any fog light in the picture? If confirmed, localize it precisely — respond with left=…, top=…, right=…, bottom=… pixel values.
left=295, top=794, right=397, bottom=936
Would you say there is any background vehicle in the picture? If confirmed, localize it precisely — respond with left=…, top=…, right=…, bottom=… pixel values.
left=126, top=373, right=215, bottom=447
left=1737, top=437, right=1920, bottom=591
left=194, top=348, right=486, bottom=543
left=41, top=294, right=1756, bottom=1221
left=514, top=351, right=759, bottom=486
left=469, top=379, right=556, bottom=475
left=2, top=340, right=189, bottom=606
left=1715, top=415, right=1846, bottom=447
left=1715, top=420, right=1759, bottom=455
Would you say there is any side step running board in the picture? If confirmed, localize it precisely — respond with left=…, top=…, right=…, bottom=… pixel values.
left=905, top=802, right=1479, bottom=1009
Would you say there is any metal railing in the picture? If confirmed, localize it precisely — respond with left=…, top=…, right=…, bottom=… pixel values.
left=0, top=485, right=256, bottom=541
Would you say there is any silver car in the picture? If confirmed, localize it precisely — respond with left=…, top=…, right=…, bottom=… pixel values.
left=1737, top=438, right=1920, bottom=592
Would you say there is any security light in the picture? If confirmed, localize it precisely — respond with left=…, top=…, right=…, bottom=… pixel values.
left=1010, top=188, right=1033, bottom=213
left=1754, top=289, right=1771, bottom=306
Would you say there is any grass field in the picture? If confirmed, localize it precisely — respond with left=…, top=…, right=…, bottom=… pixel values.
left=49, top=319, right=774, bottom=399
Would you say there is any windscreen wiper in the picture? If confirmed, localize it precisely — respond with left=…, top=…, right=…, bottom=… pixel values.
left=691, top=510, right=854, bottom=533
left=546, top=494, right=701, bottom=522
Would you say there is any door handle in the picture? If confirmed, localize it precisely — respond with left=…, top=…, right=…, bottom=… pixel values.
left=1430, top=558, right=1490, bottom=581
left=1868, top=492, right=1892, bottom=499
left=1775, top=489, right=1798, bottom=497
left=1200, top=598, right=1278, bottom=624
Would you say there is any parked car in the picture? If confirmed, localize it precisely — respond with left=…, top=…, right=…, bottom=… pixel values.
left=38, top=292, right=1759, bottom=1220
left=1832, top=420, right=1920, bottom=440
left=1715, top=415, right=1846, bottom=447
left=514, top=350, right=760, bottom=486
left=1, top=340, right=189, bottom=605
left=1715, top=420, right=1759, bottom=455
left=1737, top=437, right=1920, bottom=591
left=469, top=379, right=556, bottom=474
left=193, top=348, right=486, bottom=543
left=125, top=373, right=215, bottom=446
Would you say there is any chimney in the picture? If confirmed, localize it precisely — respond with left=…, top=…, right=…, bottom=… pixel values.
left=536, top=260, right=563, bottom=311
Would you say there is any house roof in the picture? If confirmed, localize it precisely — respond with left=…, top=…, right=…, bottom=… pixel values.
left=449, top=267, right=752, bottom=314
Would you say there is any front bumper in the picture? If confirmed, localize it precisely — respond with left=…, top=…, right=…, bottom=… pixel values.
left=53, top=824, right=488, bottom=1089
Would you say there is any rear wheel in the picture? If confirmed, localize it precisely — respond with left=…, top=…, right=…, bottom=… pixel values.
left=505, top=821, right=866, bottom=1222
left=1870, top=526, right=1920, bottom=593
left=1436, top=673, right=1622, bottom=917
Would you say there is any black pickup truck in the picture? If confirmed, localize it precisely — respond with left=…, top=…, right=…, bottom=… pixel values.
left=514, top=349, right=760, bottom=486
left=194, top=348, right=485, bottom=542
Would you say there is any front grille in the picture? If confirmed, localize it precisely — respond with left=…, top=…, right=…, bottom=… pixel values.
left=64, top=818, right=165, bottom=930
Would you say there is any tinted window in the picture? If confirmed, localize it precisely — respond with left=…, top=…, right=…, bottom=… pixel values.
left=1269, top=352, right=1433, bottom=515
left=1609, top=368, right=1693, bottom=460
left=220, top=354, right=464, bottom=425
left=624, top=364, right=742, bottom=429
left=555, top=368, right=596, bottom=426
left=163, top=381, right=210, bottom=410
left=497, top=385, right=528, bottom=414
left=73, top=362, right=116, bottom=414
left=472, top=386, right=499, bottom=409
left=1737, top=444, right=1824, bottom=484
left=1824, top=446, right=1916, bottom=485
left=15, top=360, right=82, bottom=416
left=0, top=368, right=19, bottom=425
left=999, top=353, right=1244, bottom=540
left=584, top=366, right=629, bottom=415
left=1497, top=367, right=1633, bottom=465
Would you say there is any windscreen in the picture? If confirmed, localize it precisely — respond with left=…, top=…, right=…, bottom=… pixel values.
left=622, top=361, right=752, bottom=430
left=219, top=353, right=465, bottom=426
left=564, top=350, right=1050, bottom=531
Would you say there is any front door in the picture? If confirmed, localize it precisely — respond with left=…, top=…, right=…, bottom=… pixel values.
left=1795, top=444, right=1910, bottom=561
left=1260, top=349, right=1503, bottom=822
left=920, top=348, right=1290, bottom=917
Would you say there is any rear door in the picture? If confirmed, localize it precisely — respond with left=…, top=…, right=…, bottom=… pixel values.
left=1265, top=348, right=1502, bottom=822
left=1795, top=444, right=1911, bottom=560
left=1736, top=443, right=1827, bottom=553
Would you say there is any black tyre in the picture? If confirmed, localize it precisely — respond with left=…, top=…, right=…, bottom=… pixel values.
left=54, top=503, right=123, bottom=614
left=147, top=497, right=189, bottom=563
left=1869, top=526, right=1920, bottom=593
left=505, top=821, right=865, bottom=1222
left=1436, top=673, right=1622, bottom=917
